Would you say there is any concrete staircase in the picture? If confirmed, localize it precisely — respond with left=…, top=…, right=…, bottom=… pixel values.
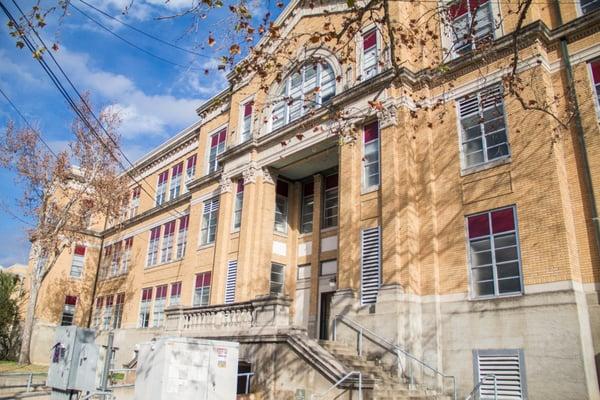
left=319, top=340, right=450, bottom=400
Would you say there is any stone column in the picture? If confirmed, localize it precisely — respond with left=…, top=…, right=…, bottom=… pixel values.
left=211, top=176, right=234, bottom=305
left=256, top=168, right=278, bottom=297
left=307, top=174, right=323, bottom=338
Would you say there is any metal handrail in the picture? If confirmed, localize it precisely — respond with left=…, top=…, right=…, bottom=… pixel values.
left=465, top=374, right=497, bottom=400
left=310, top=371, right=362, bottom=400
left=332, top=314, right=456, bottom=400
left=0, top=372, right=47, bottom=392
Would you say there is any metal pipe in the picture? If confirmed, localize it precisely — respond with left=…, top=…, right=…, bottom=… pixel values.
left=493, top=375, right=498, bottom=400
left=100, top=332, right=114, bottom=392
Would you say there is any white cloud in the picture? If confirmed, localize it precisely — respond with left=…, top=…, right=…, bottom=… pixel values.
left=53, top=45, right=203, bottom=139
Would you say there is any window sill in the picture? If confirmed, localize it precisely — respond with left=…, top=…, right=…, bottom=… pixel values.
left=101, top=273, right=128, bottom=281
left=469, top=291, right=523, bottom=301
left=145, top=258, right=184, bottom=271
left=461, top=156, right=511, bottom=177
left=273, top=231, right=288, bottom=239
left=197, top=243, right=215, bottom=250
left=230, top=229, right=240, bottom=237
left=298, top=232, right=313, bottom=239
left=361, top=185, right=379, bottom=196
left=320, top=226, right=338, bottom=234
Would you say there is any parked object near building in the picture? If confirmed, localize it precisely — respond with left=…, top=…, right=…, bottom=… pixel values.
left=134, top=337, right=238, bottom=400
left=47, top=326, right=98, bottom=399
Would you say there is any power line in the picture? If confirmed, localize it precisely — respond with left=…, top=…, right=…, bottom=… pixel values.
left=2, top=0, right=187, bottom=221
left=76, top=0, right=211, bottom=59
left=68, top=2, right=206, bottom=72
left=0, top=85, right=60, bottom=158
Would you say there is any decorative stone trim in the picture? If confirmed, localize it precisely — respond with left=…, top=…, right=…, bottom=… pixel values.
left=262, top=167, right=277, bottom=185
left=242, top=161, right=260, bottom=184
left=219, top=176, right=233, bottom=193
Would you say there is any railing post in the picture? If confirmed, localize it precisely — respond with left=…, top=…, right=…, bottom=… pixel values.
left=409, top=357, right=414, bottom=387
left=358, top=372, right=362, bottom=400
left=26, top=373, right=32, bottom=392
left=493, top=375, right=498, bottom=400
left=396, top=349, right=401, bottom=379
left=332, top=317, right=337, bottom=341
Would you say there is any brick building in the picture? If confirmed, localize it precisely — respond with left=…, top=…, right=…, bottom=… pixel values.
left=25, top=0, right=600, bottom=398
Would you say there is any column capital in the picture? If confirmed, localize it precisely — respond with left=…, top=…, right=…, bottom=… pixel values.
left=377, top=103, right=398, bottom=128
left=262, top=167, right=277, bottom=185
left=242, top=161, right=260, bottom=184
left=219, top=176, right=233, bottom=193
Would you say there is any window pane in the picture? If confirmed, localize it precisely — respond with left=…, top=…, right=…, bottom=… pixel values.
left=494, top=233, right=516, bottom=248
left=475, top=281, right=495, bottom=297
left=472, top=265, right=493, bottom=282
left=498, top=277, right=521, bottom=293
left=495, top=246, right=518, bottom=263
left=468, top=214, right=490, bottom=238
left=470, top=238, right=491, bottom=252
left=485, top=130, right=507, bottom=146
left=497, top=261, right=520, bottom=279
left=471, top=249, right=492, bottom=267
left=491, top=208, right=515, bottom=233
left=465, top=151, right=484, bottom=167
left=464, top=138, right=483, bottom=153
left=487, top=143, right=509, bottom=160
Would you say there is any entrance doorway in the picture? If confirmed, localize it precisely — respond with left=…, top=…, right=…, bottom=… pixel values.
left=319, top=292, right=334, bottom=340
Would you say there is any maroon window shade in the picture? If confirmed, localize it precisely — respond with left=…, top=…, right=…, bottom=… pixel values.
left=113, top=241, right=122, bottom=253
left=187, top=154, right=197, bottom=169
left=218, top=129, right=227, bottom=143
left=74, top=245, right=86, bottom=256
left=132, top=186, right=141, bottom=199
left=164, top=220, right=176, bottom=236
left=179, top=215, right=190, bottom=231
left=65, top=295, right=77, bottom=306
left=116, top=293, right=125, bottom=304
left=105, top=295, right=114, bottom=307
left=158, top=171, right=169, bottom=185
left=448, top=0, right=487, bottom=19
left=468, top=213, right=490, bottom=238
left=195, top=272, right=212, bottom=288
left=592, top=60, right=600, bottom=83
left=303, top=181, right=314, bottom=196
left=364, top=121, right=379, bottom=143
left=141, top=288, right=153, bottom=302
left=325, top=174, right=338, bottom=190
left=276, top=180, right=289, bottom=197
left=172, top=162, right=183, bottom=177
left=211, top=129, right=227, bottom=147
left=156, top=285, right=168, bottom=299
left=96, top=297, right=103, bottom=308
left=171, top=282, right=182, bottom=296
left=104, top=245, right=112, bottom=256
left=237, top=180, right=245, bottom=193
left=150, top=226, right=161, bottom=240
left=125, top=237, right=133, bottom=248
left=363, top=30, right=377, bottom=51
left=244, top=103, right=253, bottom=117
left=491, top=207, right=515, bottom=233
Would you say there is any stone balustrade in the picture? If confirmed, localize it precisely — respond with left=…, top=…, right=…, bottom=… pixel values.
left=164, top=295, right=293, bottom=337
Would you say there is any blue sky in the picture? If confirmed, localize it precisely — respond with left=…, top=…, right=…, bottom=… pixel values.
left=0, top=0, right=280, bottom=266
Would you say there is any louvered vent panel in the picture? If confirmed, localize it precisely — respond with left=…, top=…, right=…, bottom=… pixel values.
left=361, top=226, right=381, bottom=305
left=477, top=352, right=524, bottom=399
left=225, top=260, right=237, bottom=304
left=203, top=198, right=220, bottom=213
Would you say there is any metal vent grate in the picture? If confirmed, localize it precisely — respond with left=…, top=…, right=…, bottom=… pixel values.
left=360, top=226, right=381, bottom=305
left=225, top=260, right=237, bottom=304
left=477, top=350, right=525, bottom=399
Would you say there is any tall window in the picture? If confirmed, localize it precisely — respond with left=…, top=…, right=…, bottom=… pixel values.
left=458, top=84, right=509, bottom=169
left=363, top=120, right=380, bottom=189
left=185, top=154, right=197, bottom=184
left=467, top=206, right=522, bottom=298
left=122, top=237, right=133, bottom=273
left=322, top=173, right=338, bottom=228
left=103, top=295, right=113, bottom=330
left=156, top=170, right=169, bottom=206
left=130, top=186, right=141, bottom=218
left=240, top=102, right=253, bottom=142
left=201, top=198, right=219, bottom=245
left=160, top=220, right=176, bottom=264
left=111, top=242, right=121, bottom=277
left=208, top=129, right=227, bottom=174
left=362, top=29, right=378, bottom=79
left=271, top=62, right=336, bottom=131
left=170, top=162, right=183, bottom=200
left=94, top=297, right=103, bottom=328
left=270, top=263, right=285, bottom=295
left=300, top=181, right=314, bottom=234
left=232, top=180, right=244, bottom=231
left=101, top=245, right=112, bottom=279
left=194, top=272, right=212, bottom=306
left=61, top=295, right=77, bottom=326
left=580, top=0, right=600, bottom=14
left=176, top=215, right=189, bottom=259
left=590, top=60, right=600, bottom=111
left=147, top=226, right=161, bottom=267
left=113, top=293, right=124, bottom=329
left=70, top=245, right=86, bottom=278
left=139, top=288, right=152, bottom=328
left=153, top=285, right=168, bottom=327
left=274, top=180, right=289, bottom=234
left=447, top=0, right=494, bottom=57
left=170, top=281, right=182, bottom=306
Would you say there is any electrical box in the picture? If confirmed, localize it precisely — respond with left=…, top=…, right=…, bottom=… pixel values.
left=134, top=337, right=239, bottom=400
left=47, top=326, right=98, bottom=393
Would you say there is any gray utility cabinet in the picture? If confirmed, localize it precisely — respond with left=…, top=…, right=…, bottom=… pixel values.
left=47, top=326, right=98, bottom=392
left=134, top=337, right=239, bottom=400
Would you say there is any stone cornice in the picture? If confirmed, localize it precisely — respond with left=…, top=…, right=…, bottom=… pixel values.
left=186, top=168, right=223, bottom=191
left=131, top=134, right=199, bottom=179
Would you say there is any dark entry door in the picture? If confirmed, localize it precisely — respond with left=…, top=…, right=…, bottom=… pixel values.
left=319, top=292, right=334, bottom=340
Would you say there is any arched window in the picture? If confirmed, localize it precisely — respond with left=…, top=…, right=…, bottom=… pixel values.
left=271, top=61, right=336, bottom=131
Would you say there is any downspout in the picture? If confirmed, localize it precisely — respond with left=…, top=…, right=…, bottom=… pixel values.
left=553, top=1, right=600, bottom=259
left=86, top=215, right=109, bottom=328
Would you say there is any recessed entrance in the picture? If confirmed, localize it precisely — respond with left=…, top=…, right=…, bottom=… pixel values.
left=319, top=291, right=334, bottom=340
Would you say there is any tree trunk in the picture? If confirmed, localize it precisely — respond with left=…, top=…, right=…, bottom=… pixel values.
left=18, top=280, right=40, bottom=365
